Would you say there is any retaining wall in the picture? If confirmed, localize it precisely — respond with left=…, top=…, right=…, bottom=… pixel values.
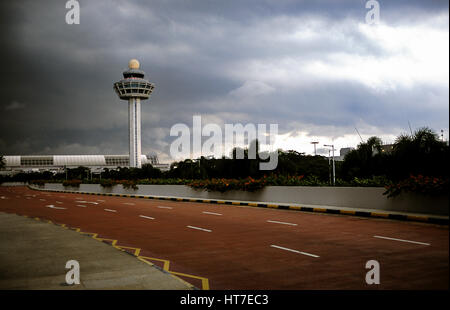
left=41, top=183, right=448, bottom=216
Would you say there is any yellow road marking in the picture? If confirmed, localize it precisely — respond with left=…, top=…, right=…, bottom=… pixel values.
left=313, top=208, right=327, bottom=212
left=340, top=210, right=356, bottom=215
left=139, top=256, right=170, bottom=271
left=170, top=271, right=210, bottom=290
left=407, top=215, right=428, bottom=222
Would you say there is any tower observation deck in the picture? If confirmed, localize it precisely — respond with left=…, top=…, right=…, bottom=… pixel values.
left=113, top=59, right=155, bottom=168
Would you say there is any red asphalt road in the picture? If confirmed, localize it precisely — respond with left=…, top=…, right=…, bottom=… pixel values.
left=0, top=186, right=448, bottom=290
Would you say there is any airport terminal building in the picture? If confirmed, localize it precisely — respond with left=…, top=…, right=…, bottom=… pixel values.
left=1, top=155, right=170, bottom=175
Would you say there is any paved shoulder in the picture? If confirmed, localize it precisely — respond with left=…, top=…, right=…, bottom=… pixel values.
left=0, top=212, right=192, bottom=290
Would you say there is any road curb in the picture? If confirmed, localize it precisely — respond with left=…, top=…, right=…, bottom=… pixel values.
left=6, top=210, right=207, bottom=290
left=28, top=186, right=449, bottom=225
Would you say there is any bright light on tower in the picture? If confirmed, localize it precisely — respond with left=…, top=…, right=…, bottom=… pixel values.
left=113, top=59, right=155, bottom=168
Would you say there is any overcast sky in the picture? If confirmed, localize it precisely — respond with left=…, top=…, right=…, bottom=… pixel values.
left=0, top=0, right=448, bottom=162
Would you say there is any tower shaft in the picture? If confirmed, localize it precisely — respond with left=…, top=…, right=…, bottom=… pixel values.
left=128, top=98, right=141, bottom=168
left=114, top=59, right=154, bottom=169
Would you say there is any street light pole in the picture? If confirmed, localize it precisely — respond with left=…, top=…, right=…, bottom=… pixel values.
left=327, top=149, right=331, bottom=185
left=324, top=144, right=335, bottom=186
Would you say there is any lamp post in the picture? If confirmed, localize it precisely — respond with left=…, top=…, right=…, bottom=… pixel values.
left=324, top=144, right=335, bottom=186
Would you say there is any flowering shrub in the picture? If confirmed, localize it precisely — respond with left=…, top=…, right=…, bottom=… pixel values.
left=138, top=178, right=189, bottom=185
left=188, top=177, right=266, bottom=192
left=99, top=179, right=115, bottom=187
left=383, top=175, right=449, bottom=198
left=62, top=179, right=82, bottom=187
left=119, top=180, right=138, bottom=190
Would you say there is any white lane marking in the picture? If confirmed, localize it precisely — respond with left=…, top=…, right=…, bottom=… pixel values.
left=139, top=215, right=155, bottom=220
left=77, top=201, right=99, bottom=205
left=270, top=245, right=320, bottom=258
left=1, top=196, right=8, bottom=199
left=97, top=199, right=105, bottom=202
left=104, top=208, right=117, bottom=213
left=122, top=202, right=135, bottom=205
left=39, top=199, right=46, bottom=201
left=55, top=201, right=63, bottom=204
left=187, top=225, right=212, bottom=233
left=157, top=206, right=173, bottom=209
left=202, top=211, right=222, bottom=216
left=373, top=235, right=430, bottom=246
left=267, top=220, right=297, bottom=226
left=45, top=205, right=66, bottom=210
left=76, top=205, right=87, bottom=208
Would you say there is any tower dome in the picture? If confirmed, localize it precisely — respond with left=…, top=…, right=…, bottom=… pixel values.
left=128, top=59, right=140, bottom=69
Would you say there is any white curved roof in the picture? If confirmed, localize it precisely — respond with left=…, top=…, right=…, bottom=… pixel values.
left=53, top=155, right=106, bottom=166
left=1, top=155, right=167, bottom=169
left=4, top=156, right=20, bottom=166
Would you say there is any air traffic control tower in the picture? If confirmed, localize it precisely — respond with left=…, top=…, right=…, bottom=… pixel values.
left=113, top=59, right=155, bottom=168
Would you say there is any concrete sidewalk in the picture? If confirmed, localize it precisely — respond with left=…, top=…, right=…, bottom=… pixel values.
left=0, top=212, right=192, bottom=290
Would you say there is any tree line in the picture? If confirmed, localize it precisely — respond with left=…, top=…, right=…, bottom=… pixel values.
left=1, top=127, right=448, bottom=185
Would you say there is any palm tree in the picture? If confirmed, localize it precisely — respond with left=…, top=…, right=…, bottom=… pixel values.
left=0, top=155, right=5, bottom=170
left=392, top=127, right=448, bottom=179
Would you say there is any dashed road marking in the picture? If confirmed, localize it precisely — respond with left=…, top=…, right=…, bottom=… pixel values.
left=39, top=199, right=46, bottom=201
left=157, top=206, right=173, bottom=209
left=267, top=220, right=297, bottom=226
left=45, top=205, right=66, bottom=210
left=373, top=235, right=430, bottom=246
left=187, top=225, right=212, bottom=233
left=104, top=209, right=117, bottom=213
left=123, top=202, right=135, bottom=205
left=139, top=215, right=155, bottom=220
left=76, top=205, right=87, bottom=208
left=270, top=245, right=319, bottom=258
left=55, top=201, right=63, bottom=204
left=202, top=211, right=222, bottom=216
left=77, top=201, right=99, bottom=205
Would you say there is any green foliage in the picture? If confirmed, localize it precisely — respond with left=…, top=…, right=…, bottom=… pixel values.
left=383, top=175, right=449, bottom=198
left=0, top=155, right=5, bottom=170
left=99, top=179, right=115, bottom=187
left=188, top=177, right=265, bottom=193
left=120, top=180, right=138, bottom=190
left=1, top=129, right=447, bottom=198
left=62, top=179, right=81, bottom=187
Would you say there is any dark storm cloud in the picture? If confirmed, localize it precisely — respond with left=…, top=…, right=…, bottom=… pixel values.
left=0, top=0, right=448, bottom=160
